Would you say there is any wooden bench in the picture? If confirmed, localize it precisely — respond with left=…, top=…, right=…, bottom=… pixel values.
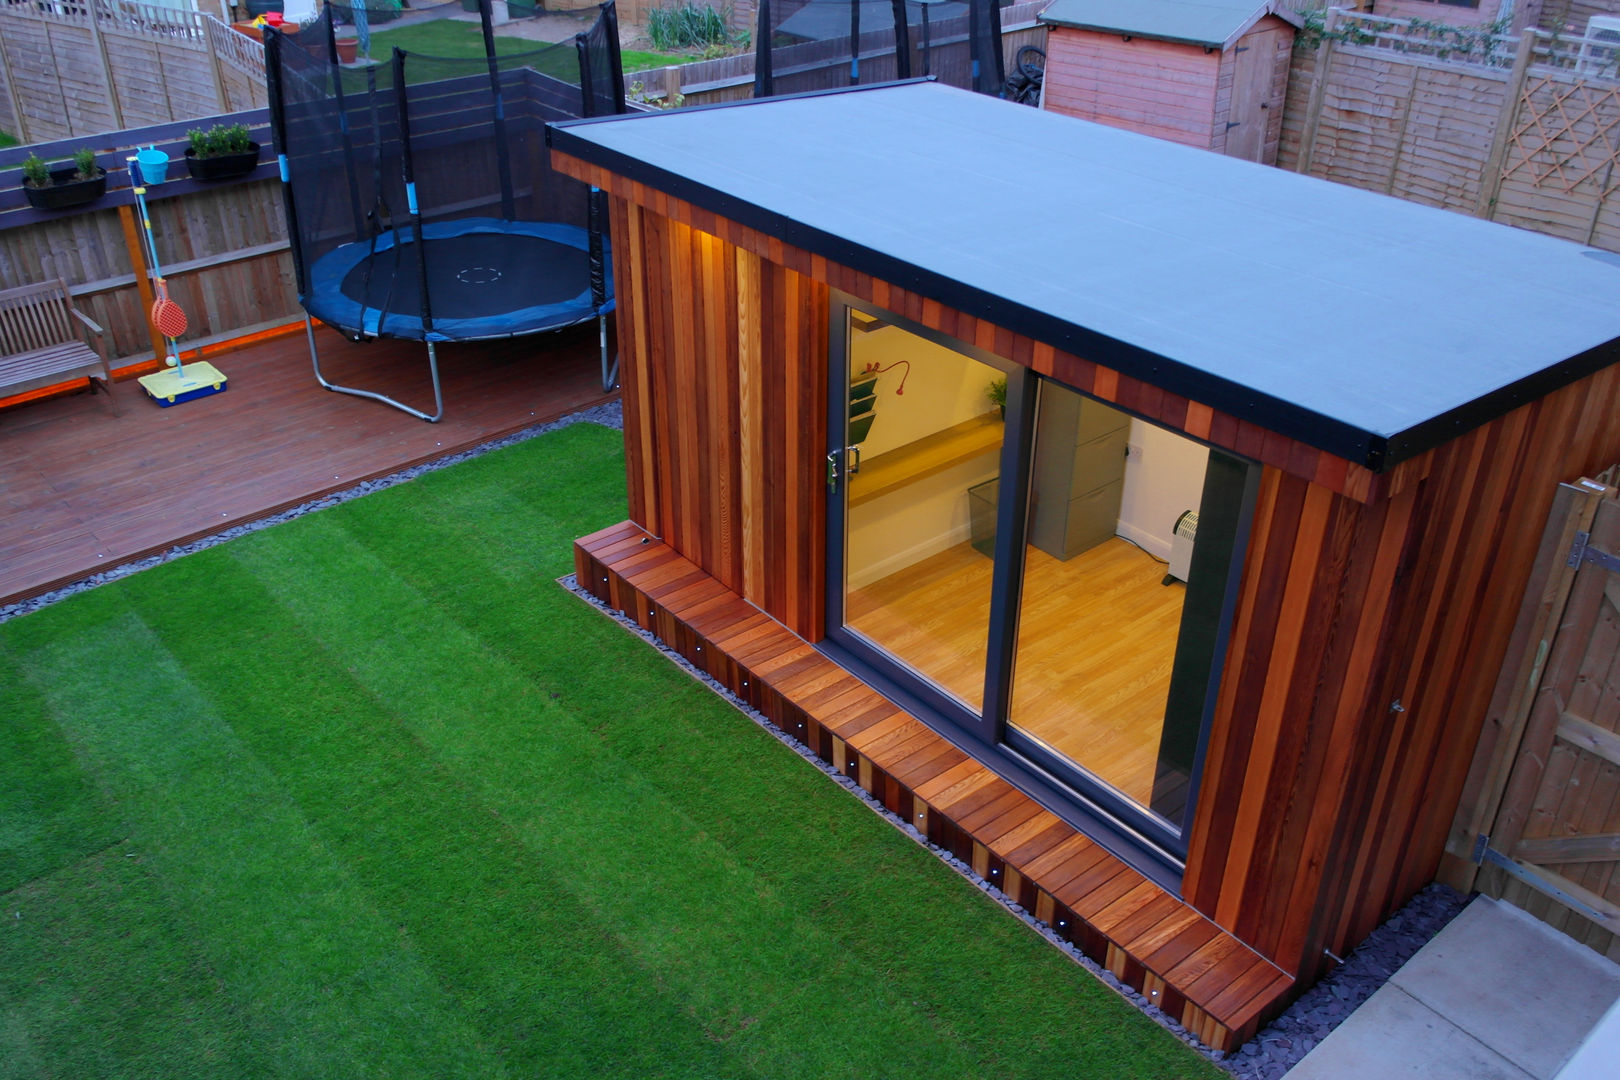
left=0, top=279, right=119, bottom=416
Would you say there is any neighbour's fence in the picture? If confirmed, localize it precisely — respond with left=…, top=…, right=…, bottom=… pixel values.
left=0, top=0, right=268, bottom=145
left=1446, top=468, right=1620, bottom=961
left=1281, top=10, right=1620, bottom=251
left=624, top=0, right=1048, bottom=107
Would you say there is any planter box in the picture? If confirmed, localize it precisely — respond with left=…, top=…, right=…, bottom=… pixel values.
left=184, top=144, right=261, bottom=182
left=23, top=168, right=107, bottom=211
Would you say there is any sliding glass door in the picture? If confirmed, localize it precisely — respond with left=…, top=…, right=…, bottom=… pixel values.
left=825, top=298, right=1257, bottom=876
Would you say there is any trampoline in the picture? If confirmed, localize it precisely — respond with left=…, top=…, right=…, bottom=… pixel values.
left=306, top=219, right=610, bottom=342
left=265, top=1, right=626, bottom=421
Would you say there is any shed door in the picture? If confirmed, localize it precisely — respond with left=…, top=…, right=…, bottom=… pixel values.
left=1224, top=29, right=1281, bottom=163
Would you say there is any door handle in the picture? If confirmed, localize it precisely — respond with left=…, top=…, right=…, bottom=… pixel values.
left=846, top=445, right=861, bottom=475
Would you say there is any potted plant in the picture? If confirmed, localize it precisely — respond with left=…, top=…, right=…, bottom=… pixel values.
left=184, top=124, right=261, bottom=181
left=20, top=147, right=108, bottom=211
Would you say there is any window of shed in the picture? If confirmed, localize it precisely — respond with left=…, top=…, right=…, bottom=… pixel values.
left=828, top=302, right=1257, bottom=867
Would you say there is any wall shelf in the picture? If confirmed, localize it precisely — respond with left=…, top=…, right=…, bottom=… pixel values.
left=849, top=412, right=1003, bottom=506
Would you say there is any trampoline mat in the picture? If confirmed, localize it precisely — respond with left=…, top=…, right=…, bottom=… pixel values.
left=340, top=231, right=592, bottom=322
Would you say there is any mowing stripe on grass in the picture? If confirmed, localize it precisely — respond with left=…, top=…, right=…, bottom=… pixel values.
left=0, top=648, right=123, bottom=894
left=125, top=550, right=741, bottom=1079
left=223, top=513, right=1029, bottom=1076
left=13, top=609, right=504, bottom=1080
left=1, top=848, right=256, bottom=1079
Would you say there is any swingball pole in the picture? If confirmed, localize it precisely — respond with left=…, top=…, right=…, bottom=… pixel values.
left=127, top=155, right=229, bottom=407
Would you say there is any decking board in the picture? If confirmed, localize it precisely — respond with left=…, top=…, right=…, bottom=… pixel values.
left=2, top=322, right=618, bottom=608
left=575, top=523, right=1295, bottom=1051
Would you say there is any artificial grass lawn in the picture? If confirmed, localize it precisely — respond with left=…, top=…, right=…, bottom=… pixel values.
left=0, top=422, right=1223, bottom=1079
left=367, top=19, right=685, bottom=70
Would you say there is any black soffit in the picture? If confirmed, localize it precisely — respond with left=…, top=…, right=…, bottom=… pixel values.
left=549, top=82, right=1620, bottom=472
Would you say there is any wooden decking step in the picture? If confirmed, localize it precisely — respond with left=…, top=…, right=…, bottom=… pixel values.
left=573, top=521, right=1294, bottom=1051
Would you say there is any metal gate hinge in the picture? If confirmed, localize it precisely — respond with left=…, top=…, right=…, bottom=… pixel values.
left=1567, top=531, right=1620, bottom=572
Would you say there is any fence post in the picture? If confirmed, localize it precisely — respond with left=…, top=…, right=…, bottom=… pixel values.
left=1475, top=30, right=1537, bottom=220
left=86, top=0, right=127, bottom=132
left=1295, top=6, right=1340, bottom=176
left=0, top=19, right=27, bottom=144
left=205, top=18, right=232, bottom=114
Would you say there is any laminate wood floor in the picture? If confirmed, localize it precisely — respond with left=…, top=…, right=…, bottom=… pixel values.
left=0, top=321, right=616, bottom=606
left=846, top=536, right=1183, bottom=804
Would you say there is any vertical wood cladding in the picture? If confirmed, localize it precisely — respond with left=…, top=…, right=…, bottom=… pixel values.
left=608, top=195, right=826, bottom=639
left=1186, top=363, right=1620, bottom=978
left=567, top=155, right=1620, bottom=984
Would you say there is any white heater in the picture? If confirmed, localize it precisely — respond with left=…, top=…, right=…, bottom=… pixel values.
left=1165, top=510, right=1197, bottom=585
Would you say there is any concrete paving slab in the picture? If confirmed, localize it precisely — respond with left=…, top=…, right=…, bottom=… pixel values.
left=1389, top=897, right=1620, bottom=1078
left=1284, top=986, right=1533, bottom=1080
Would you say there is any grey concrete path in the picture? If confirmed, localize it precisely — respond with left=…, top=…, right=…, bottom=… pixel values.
left=1286, top=896, right=1620, bottom=1079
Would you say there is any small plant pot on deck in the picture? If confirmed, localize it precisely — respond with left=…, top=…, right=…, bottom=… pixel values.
left=184, top=144, right=261, bottom=181
left=335, top=37, right=359, bottom=63
left=23, top=168, right=107, bottom=211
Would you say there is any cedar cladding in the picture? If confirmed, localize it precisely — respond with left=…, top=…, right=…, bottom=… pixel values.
left=563, top=152, right=1620, bottom=981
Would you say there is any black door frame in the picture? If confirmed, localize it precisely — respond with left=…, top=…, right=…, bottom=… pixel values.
left=820, top=292, right=1256, bottom=890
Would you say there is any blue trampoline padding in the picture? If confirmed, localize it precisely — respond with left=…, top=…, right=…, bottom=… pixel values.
left=303, top=218, right=614, bottom=343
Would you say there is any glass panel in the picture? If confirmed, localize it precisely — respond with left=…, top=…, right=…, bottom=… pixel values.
left=842, top=316, right=1006, bottom=712
left=1007, top=382, right=1210, bottom=825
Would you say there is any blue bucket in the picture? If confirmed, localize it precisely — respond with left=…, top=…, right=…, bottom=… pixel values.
left=136, top=147, right=169, bottom=184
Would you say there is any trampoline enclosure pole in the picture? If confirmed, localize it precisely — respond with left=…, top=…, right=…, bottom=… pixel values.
left=892, top=0, right=913, bottom=80
left=264, top=28, right=309, bottom=300
left=754, top=0, right=772, bottom=96
left=478, top=0, right=517, bottom=219
left=323, top=1, right=367, bottom=238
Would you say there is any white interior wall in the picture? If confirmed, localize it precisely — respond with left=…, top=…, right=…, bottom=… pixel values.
left=846, top=326, right=1002, bottom=588
left=1116, top=419, right=1209, bottom=559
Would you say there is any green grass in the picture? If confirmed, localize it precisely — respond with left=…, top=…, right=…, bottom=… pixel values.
left=0, top=422, right=1222, bottom=1079
left=0, top=130, right=18, bottom=149
left=366, top=20, right=686, bottom=71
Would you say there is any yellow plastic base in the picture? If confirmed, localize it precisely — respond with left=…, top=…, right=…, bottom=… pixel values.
left=138, top=362, right=228, bottom=406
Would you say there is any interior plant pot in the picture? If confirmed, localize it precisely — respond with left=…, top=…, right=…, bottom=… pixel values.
left=23, top=167, right=107, bottom=211
left=184, top=142, right=261, bottom=181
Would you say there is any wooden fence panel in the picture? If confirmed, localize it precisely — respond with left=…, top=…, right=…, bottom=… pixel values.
left=0, top=3, right=264, bottom=144
left=1283, top=16, right=1620, bottom=254
left=1447, top=472, right=1620, bottom=960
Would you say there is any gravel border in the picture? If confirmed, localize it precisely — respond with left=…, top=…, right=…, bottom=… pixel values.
left=562, top=573, right=1469, bottom=1076
left=1, top=395, right=1468, bottom=1076
left=0, top=401, right=625, bottom=626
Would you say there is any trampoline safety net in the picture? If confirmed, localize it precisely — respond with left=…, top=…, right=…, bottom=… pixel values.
left=754, top=0, right=1008, bottom=98
left=266, top=1, right=626, bottom=344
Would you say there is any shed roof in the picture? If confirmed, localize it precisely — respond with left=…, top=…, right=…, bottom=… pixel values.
left=1039, top=0, right=1302, bottom=50
left=549, top=82, right=1620, bottom=470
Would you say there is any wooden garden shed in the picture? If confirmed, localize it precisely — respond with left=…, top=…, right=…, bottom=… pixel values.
left=1039, top=0, right=1300, bottom=163
left=550, top=82, right=1620, bottom=1049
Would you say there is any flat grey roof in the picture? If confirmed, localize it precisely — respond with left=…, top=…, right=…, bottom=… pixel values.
left=550, top=82, right=1620, bottom=469
left=1040, top=0, right=1300, bottom=49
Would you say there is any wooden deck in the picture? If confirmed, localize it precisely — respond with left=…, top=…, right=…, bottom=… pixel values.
left=1, top=322, right=616, bottom=607
left=575, top=521, right=1296, bottom=1053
